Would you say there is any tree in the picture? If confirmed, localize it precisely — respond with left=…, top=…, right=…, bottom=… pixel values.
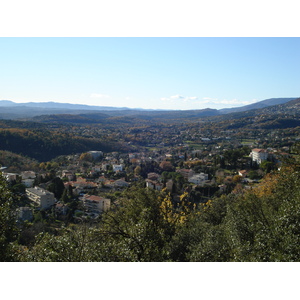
left=20, top=187, right=177, bottom=262
left=221, top=164, right=300, bottom=261
left=159, top=160, right=174, bottom=172
left=248, top=170, right=260, bottom=180
left=260, top=161, right=276, bottom=174
left=47, top=177, right=65, bottom=199
left=232, top=175, right=242, bottom=183
left=18, top=224, right=106, bottom=262
left=11, top=183, right=26, bottom=194
left=60, top=189, right=69, bottom=204
left=0, top=172, right=19, bottom=261
left=96, top=187, right=180, bottom=261
left=79, top=152, right=93, bottom=162
left=134, top=165, right=141, bottom=176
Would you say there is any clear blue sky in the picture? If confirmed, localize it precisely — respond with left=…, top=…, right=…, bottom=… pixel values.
left=0, top=37, right=299, bottom=110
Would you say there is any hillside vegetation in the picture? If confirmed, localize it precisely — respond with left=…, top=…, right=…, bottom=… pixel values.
left=2, top=157, right=300, bottom=262
left=0, top=124, right=125, bottom=161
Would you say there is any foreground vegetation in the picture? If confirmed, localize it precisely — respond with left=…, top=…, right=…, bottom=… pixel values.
left=1, top=156, right=300, bottom=261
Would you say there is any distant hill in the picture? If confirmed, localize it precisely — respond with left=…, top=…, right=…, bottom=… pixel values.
left=219, top=98, right=298, bottom=114
left=227, top=97, right=300, bottom=118
left=29, top=108, right=220, bottom=125
left=1, top=97, right=300, bottom=161
left=207, top=97, right=300, bottom=130
left=0, top=100, right=135, bottom=111
left=29, top=97, right=300, bottom=126
left=0, top=100, right=167, bottom=120
left=0, top=97, right=298, bottom=121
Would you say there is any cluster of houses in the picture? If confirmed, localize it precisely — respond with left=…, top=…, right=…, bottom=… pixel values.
left=145, top=172, right=163, bottom=190
left=23, top=184, right=111, bottom=221
left=3, top=170, right=36, bottom=188
left=3, top=147, right=288, bottom=222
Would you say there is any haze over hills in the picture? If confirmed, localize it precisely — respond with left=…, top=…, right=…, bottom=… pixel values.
left=0, top=97, right=298, bottom=120
left=21, top=97, right=300, bottom=127
left=0, top=100, right=160, bottom=114
left=0, top=100, right=134, bottom=110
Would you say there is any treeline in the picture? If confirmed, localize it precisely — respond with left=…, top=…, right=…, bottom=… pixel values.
left=0, top=128, right=123, bottom=161
left=2, top=159, right=300, bottom=262
left=0, top=150, right=39, bottom=172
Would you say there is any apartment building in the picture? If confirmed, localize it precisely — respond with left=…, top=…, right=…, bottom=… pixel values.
left=250, top=148, right=268, bottom=164
left=81, top=195, right=111, bottom=215
left=26, top=187, right=56, bottom=209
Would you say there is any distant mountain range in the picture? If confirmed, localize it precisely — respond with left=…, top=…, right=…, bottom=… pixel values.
left=0, top=97, right=298, bottom=120
left=0, top=100, right=136, bottom=110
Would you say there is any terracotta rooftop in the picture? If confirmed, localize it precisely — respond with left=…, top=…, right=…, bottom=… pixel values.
left=252, top=148, right=267, bottom=153
left=84, top=195, right=105, bottom=202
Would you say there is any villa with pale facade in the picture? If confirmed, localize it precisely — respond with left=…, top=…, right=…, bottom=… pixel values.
left=250, top=148, right=269, bottom=164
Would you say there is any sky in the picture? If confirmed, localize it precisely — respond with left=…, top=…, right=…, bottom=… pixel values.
left=0, top=37, right=299, bottom=110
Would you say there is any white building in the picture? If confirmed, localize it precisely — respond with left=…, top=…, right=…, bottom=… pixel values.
left=22, top=178, right=35, bottom=188
left=188, top=173, right=209, bottom=185
left=250, top=148, right=268, bottom=164
left=146, top=179, right=163, bottom=191
left=26, top=187, right=56, bottom=209
left=3, top=173, right=19, bottom=182
left=113, top=164, right=123, bottom=172
left=146, top=179, right=155, bottom=189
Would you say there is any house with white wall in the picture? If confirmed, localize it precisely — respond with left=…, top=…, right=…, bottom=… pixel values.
left=26, top=187, right=56, bottom=209
left=146, top=179, right=163, bottom=191
left=250, top=148, right=269, bottom=164
left=113, top=164, right=123, bottom=172
left=188, top=173, right=209, bottom=185
left=81, top=195, right=110, bottom=215
left=22, top=178, right=35, bottom=187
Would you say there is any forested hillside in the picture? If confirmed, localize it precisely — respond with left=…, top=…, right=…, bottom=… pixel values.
left=0, top=125, right=124, bottom=161
left=0, top=150, right=38, bottom=172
